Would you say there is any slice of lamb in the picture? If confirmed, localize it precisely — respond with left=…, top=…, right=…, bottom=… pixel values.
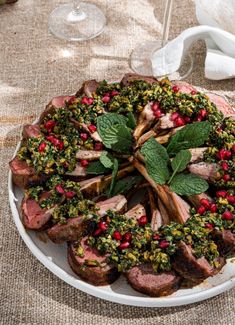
left=126, top=264, right=181, bottom=297
left=172, top=81, right=197, bottom=94
left=157, top=198, right=170, bottom=225
left=206, top=92, right=235, bottom=117
left=9, top=156, right=44, bottom=189
left=22, top=124, right=42, bottom=140
left=66, top=163, right=87, bottom=177
left=75, top=79, right=100, bottom=97
left=187, top=192, right=212, bottom=208
left=133, top=103, right=156, bottom=140
left=172, top=241, right=225, bottom=283
left=68, top=237, right=119, bottom=285
left=70, top=118, right=103, bottom=143
left=188, top=147, right=208, bottom=163
left=39, top=95, right=73, bottom=122
left=211, top=229, right=235, bottom=256
left=147, top=188, right=163, bottom=230
left=96, top=195, right=127, bottom=216
left=21, top=192, right=55, bottom=230
left=154, top=126, right=184, bottom=145
left=121, top=73, right=158, bottom=87
left=188, top=162, right=219, bottom=181
left=76, top=150, right=104, bottom=161
left=125, top=204, right=146, bottom=221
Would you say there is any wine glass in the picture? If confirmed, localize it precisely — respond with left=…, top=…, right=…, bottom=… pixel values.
left=49, top=0, right=106, bottom=41
left=130, top=0, right=193, bottom=79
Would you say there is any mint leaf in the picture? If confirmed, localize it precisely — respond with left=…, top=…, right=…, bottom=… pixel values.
left=86, top=161, right=110, bottom=175
left=108, top=158, right=119, bottom=197
left=102, top=124, right=133, bottom=153
left=112, top=175, right=143, bottom=196
left=171, top=149, right=192, bottom=173
left=167, top=121, right=212, bottom=155
left=170, top=173, right=209, bottom=196
left=100, top=151, right=114, bottom=168
left=97, top=113, right=127, bottom=139
left=141, top=137, right=170, bottom=185
left=126, top=112, right=136, bottom=129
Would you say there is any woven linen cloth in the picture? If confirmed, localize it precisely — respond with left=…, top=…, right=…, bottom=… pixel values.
left=0, top=1, right=235, bottom=324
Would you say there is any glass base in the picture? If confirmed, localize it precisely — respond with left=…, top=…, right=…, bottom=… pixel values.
left=130, top=40, right=194, bottom=80
left=49, top=2, right=106, bottom=41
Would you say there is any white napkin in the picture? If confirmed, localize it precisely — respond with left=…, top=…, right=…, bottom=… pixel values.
left=151, top=25, right=235, bottom=80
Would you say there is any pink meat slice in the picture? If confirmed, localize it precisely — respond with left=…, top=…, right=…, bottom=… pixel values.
left=96, top=195, right=127, bottom=216
left=39, top=95, right=73, bottom=122
left=188, top=162, right=218, bottom=181
left=22, top=124, right=42, bottom=139
left=172, top=81, right=197, bottom=94
left=206, top=92, right=235, bottom=117
left=9, top=156, right=38, bottom=189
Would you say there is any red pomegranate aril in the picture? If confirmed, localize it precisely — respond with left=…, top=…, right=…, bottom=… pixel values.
left=226, top=195, right=235, bottom=205
left=200, top=198, right=211, bottom=209
left=223, top=174, right=231, bottom=182
left=57, top=141, right=64, bottom=150
left=80, top=160, right=89, bottom=167
left=184, top=116, right=191, bottom=123
left=88, top=124, right=97, bottom=133
left=87, top=98, right=94, bottom=105
left=80, top=133, right=88, bottom=141
left=196, top=116, right=203, bottom=122
left=113, top=230, right=122, bottom=241
left=38, top=142, right=46, bottom=153
left=232, top=144, right=235, bottom=154
left=102, top=95, right=110, bottom=103
left=216, top=190, right=227, bottom=198
left=159, top=240, right=169, bottom=249
left=171, top=112, right=179, bottom=121
left=191, top=90, right=197, bottom=95
left=154, top=109, right=162, bottom=118
left=199, top=109, right=207, bottom=118
left=94, top=142, right=103, bottom=151
left=94, top=229, right=102, bottom=237
left=138, top=215, right=148, bottom=226
left=111, top=90, right=119, bottom=97
left=217, top=149, right=232, bottom=160
left=221, top=162, right=229, bottom=171
left=46, top=135, right=56, bottom=143
left=55, top=184, right=65, bottom=194
left=222, top=211, right=234, bottom=220
left=151, top=102, right=160, bottom=111
left=205, top=223, right=214, bottom=230
left=152, top=234, right=160, bottom=241
left=210, top=204, right=217, bottom=213
left=67, top=96, right=76, bottom=105
left=197, top=205, right=206, bottom=215
left=123, top=232, right=132, bottom=242
left=119, top=241, right=130, bottom=250
left=44, top=120, right=56, bottom=132
left=65, top=191, right=76, bottom=199
left=81, top=97, right=91, bottom=105
left=98, top=221, right=108, bottom=231
left=172, top=85, right=179, bottom=93
left=175, top=116, right=185, bottom=127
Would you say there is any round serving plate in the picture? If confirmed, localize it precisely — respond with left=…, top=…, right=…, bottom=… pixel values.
left=8, top=108, right=235, bottom=307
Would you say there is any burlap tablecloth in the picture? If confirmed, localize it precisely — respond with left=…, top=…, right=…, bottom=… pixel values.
left=1, top=0, right=235, bottom=324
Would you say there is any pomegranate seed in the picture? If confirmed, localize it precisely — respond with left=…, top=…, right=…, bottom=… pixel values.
left=191, top=90, right=197, bottom=95
left=88, top=124, right=97, bottom=133
left=67, top=96, right=76, bottom=105
left=171, top=112, right=179, bottom=121
left=111, top=90, right=119, bottom=97
left=154, top=109, right=162, bottom=118
left=232, top=144, right=235, bottom=154
left=80, top=160, right=89, bottom=168
left=216, top=190, right=227, bottom=198
left=102, top=95, right=111, bottom=103
left=44, top=120, right=56, bottom=132
left=196, top=116, right=203, bottom=122
left=222, top=211, right=234, bottom=220
left=113, top=230, right=122, bottom=241
left=184, top=116, right=191, bottom=123
left=65, top=191, right=76, bottom=199
left=38, top=142, right=46, bottom=153
left=80, top=133, right=89, bottom=141
left=199, top=109, right=207, bottom=118
left=94, top=229, right=102, bottom=236
left=221, top=162, right=229, bottom=171
left=217, top=149, right=232, bottom=160
left=138, top=215, right=148, bottom=226
left=87, top=98, right=94, bottom=105
left=152, top=234, right=160, bottom=241
left=159, top=240, right=169, bottom=249
left=57, top=141, right=64, bottom=150
left=210, top=204, right=217, bottom=213
left=200, top=198, right=211, bottom=209
left=151, top=102, right=160, bottom=111
left=119, top=241, right=130, bottom=250
left=205, top=223, right=214, bottom=230
left=226, top=195, right=235, bottom=205
left=223, top=174, right=231, bottom=182
left=46, top=135, right=56, bottom=143
left=175, top=116, right=185, bottom=127
left=123, top=232, right=132, bottom=242
left=55, top=184, right=65, bottom=194
left=98, top=221, right=108, bottom=231
left=81, top=97, right=89, bottom=105
left=172, top=85, right=179, bottom=93
left=94, top=142, right=103, bottom=151
left=197, top=206, right=206, bottom=215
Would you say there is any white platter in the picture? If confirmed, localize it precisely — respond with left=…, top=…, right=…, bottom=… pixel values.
left=9, top=141, right=235, bottom=307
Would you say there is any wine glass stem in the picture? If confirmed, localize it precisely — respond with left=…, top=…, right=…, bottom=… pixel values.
left=161, top=0, right=173, bottom=47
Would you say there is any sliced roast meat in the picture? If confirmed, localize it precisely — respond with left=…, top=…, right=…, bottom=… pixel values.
left=211, top=229, right=235, bottom=256
left=21, top=191, right=55, bottom=230
left=39, top=95, right=73, bottom=122
left=126, top=264, right=181, bottom=297
left=172, top=241, right=225, bottom=282
left=187, top=192, right=212, bottom=208
left=172, top=81, right=197, bottom=94
left=188, top=162, right=219, bottom=181
left=188, top=147, right=208, bottom=163
left=76, top=150, right=104, bottom=161
left=66, top=163, right=87, bottom=177
left=121, top=73, right=158, bottom=87
left=22, top=124, right=42, bottom=140
left=9, top=156, right=44, bottom=189
left=157, top=198, right=170, bottom=225
left=68, top=237, right=119, bottom=285
left=70, top=118, right=103, bottom=143
left=133, top=103, right=156, bottom=140
left=76, top=79, right=100, bottom=97
left=154, top=126, right=184, bottom=145
left=148, top=188, right=163, bottom=230
left=96, top=195, right=127, bottom=216
left=125, top=204, right=146, bottom=221
left=206, top=92, right=235, bottom=117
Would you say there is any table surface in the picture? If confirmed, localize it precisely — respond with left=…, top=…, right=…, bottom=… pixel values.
left=1, top=0, right=235, bottom=324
